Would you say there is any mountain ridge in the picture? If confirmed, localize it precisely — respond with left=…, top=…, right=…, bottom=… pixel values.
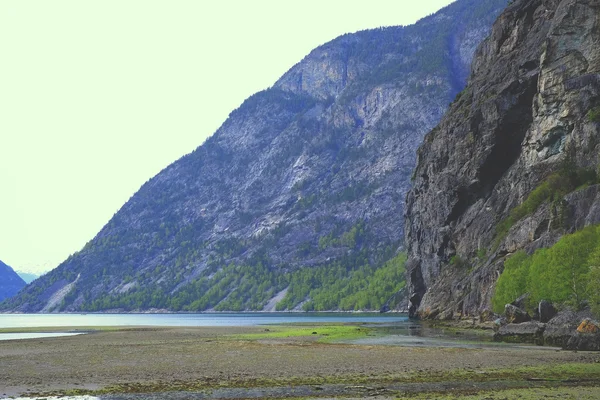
left=0, top=260, right=26, bottom=302
left=2, top=0, right=509, bottom=313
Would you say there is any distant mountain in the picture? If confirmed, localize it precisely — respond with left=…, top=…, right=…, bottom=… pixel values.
left=16, top=272, right=40, bottom=284
left=2, top=0, right=508, bottom=313
left=0, top=260, right=26, bottom=302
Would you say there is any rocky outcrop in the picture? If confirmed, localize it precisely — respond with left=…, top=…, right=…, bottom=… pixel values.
left=0, top=260, right=26, bottom=302
left=405, top=0, right=600, bottom=318
left=1, top=0, right=509, bottom=312
left=494, top=321, right=546, bottom=345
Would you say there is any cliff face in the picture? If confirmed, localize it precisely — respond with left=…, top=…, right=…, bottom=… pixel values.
left=0, top=260, right=26, bottom=301
left=406, top=0, right=600, bottom=318
left=2, top=0, right=508, bottom=313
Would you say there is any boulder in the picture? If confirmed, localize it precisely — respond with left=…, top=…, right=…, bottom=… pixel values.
left=511, top=293, right=530, bottom=310
left=538, top=300, right=557, bottom=323
left=543, top=309, right=593, bottom=347
left=494, top=321, right=546, bottom=345
left=565, top=332, right=600, bottom=351
left=505, top=304, right=531, bottom=323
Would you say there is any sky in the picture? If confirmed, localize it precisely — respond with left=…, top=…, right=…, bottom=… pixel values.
left=0, top=0, right=456, bottom=275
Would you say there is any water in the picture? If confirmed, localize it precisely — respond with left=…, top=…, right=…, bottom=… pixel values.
left=0, top=312, right=407, bottom=329
left=0, top=332, right=85, bottom=341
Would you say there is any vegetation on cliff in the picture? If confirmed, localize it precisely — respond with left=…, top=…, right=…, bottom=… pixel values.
left=493, top=224, right=600, bottom=316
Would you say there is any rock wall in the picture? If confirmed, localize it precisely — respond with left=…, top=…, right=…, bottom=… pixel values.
left=405, top=0, right=600, bottom=318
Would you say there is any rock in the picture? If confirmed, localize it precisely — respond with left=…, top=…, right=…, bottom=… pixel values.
left=493, top=317, right=507, bottom=332
left=577, top=318, right=600, bottom=334
left=405, top=0, right=600, bottom=318
left=543, top=309, right=593, bottom=347
left=511, top=293, right=530, bottom=310
left=538, top=300, right=557, bottom=323
left=532, top=307, right=540, bottom=321
left=479, top=309, right=499, bottom=322
left=494, top=321, right=546, bottom=345
left=505, top=304, right=531, bottom=323
left=565, top=332, right=600, bottom=351
left=439, top=310, right=454, bottom=321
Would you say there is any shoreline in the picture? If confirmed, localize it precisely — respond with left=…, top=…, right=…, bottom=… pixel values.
left=1, top=324, right=599, bottom=398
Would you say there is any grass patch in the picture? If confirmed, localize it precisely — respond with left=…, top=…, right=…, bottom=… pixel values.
left=229, top=323, right=372, bottom=343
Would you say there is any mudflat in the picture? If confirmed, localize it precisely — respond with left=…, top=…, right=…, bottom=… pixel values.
left=0, top=325, right=599, bottom=398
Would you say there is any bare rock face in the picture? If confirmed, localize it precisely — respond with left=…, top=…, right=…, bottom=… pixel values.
left=406, top=0, right=600, bottom=318
left=1, top=0, right=509, bottom=313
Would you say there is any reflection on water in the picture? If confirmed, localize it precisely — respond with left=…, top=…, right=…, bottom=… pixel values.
left=11, top=397, right=99, bottom=400
left=0, top=332, right=85, bottom=341
left=0, top=312, right=408, bottom=329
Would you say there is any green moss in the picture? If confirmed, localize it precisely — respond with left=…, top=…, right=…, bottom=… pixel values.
left=450, top=255, right=469, bottom=269
left=587, top=106, right=600, bottom=122
left=494, top=167, right=598, bottom=248
left=230, top=324, right=372, bottom=343
left=27, top=362, right=600, bottom=397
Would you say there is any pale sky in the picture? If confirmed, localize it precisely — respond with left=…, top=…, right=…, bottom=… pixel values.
left=0, top=1, right=456, bottom=274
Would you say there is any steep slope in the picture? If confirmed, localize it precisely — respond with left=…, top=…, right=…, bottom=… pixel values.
left=0, top=260, right=26, bottom=301
left=406, top=0, right=600, bottom=318
left=2, top=0, right=508, bottom=313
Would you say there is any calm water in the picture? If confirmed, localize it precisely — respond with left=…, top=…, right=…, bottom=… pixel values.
left=0, top=312, right=407, bottom=329
left=0, top=332, right=85, bottom=341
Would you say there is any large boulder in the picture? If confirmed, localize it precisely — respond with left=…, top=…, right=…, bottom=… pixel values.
left=505, top=304, right=531, bottom=323
left=538, top=300, right=558, bottom=323
left=543, top=309, right=593, bottom=347
left=494, top=321, right=546, bottom=345
left=565, top=331, right=600, bottom=351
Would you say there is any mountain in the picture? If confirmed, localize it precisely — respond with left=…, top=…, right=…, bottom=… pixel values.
left=2, top=0, right=508, bottom=313
left=405, top=0, right=600, bottom=319
left=0, top=260, right=26, bottom=302
left=16, top=272, right=40, bottom=284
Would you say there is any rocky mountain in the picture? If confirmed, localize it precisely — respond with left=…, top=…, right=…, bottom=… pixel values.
left=406, top=0, right=600, bottom=319
left=0, top=260, right=26, bottom=302
left=2, top=0, right=508, bottom=313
